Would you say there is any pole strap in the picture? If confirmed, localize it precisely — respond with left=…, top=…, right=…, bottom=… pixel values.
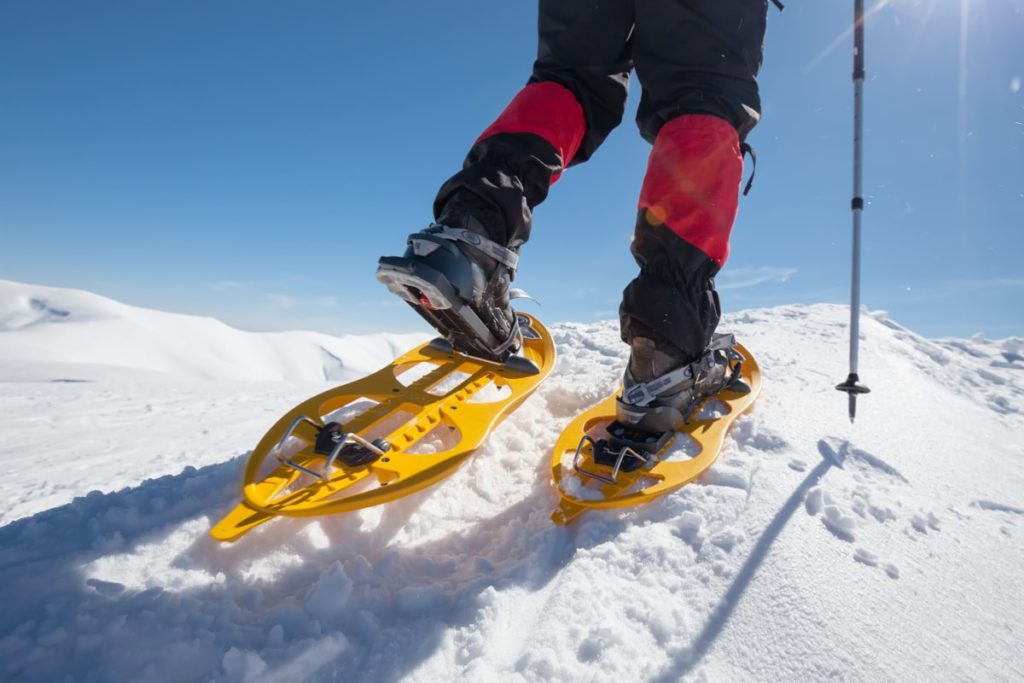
left=740, top=142, right=757, bottom=196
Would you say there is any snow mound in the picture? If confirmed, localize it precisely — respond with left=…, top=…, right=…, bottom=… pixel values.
left=1, top=284, right=1022, bottom=682
left=0, top=279, right=428, bottom=382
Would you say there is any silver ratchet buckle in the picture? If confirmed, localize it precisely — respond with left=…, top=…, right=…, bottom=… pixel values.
left=571, top=434, right=652, bottom=485
left=271, top=415, right=389, bottom=482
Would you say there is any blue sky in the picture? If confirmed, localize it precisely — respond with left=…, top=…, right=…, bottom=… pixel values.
left=1, top=0, right=1022, bottom=339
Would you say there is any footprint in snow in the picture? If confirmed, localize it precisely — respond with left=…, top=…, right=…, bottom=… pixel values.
left=730, top=419, right=789, bottom=453
left=807, top=442, right=911, bottom=549
left=909, top=512, right=942, bottom=535
left=996, top=349, right=1023, bottom=366
left=853, top=547, right=878, bottom=567
left=971, top=500, right=1024, bottom=516
left=985, top=394, right=1019, bottom=415
left=853, top=548, right=900, bottom=579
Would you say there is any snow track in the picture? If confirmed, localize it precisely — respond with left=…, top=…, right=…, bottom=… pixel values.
left=1, top=282, right=1022, bottom=681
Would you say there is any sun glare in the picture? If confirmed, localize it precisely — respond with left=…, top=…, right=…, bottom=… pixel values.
left=803, top=0, right=896, bottom=73
left=957, top=0, right=970, bottom=235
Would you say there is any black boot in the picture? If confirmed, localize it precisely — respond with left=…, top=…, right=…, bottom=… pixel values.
left=376, top=220, right=520, bottom=363
left=615, top=333, right=750, bottom=433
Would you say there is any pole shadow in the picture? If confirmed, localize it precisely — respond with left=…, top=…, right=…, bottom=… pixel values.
left=649, top=441, right=840, bottom=682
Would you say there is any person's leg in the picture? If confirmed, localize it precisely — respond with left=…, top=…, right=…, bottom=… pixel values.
left=434, top=0, right=635, bottom=249
left=621, top=0, right=768, bottom=366
left=379, top=1, right=635, bottom=361
left=611, top=0, right=767, bottom=431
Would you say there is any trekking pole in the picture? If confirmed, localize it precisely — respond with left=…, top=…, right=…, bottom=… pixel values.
left=836, top=0, right=871, bottom=422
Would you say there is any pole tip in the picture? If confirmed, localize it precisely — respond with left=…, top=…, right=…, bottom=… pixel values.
left=837, top=373, right=870, bottom=422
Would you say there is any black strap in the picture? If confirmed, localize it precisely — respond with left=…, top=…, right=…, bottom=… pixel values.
left=770, top=0, right=785, bottom=10
left=740, top=142, right=757, bottom=196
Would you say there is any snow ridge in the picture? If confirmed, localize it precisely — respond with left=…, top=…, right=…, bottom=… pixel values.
left=0, top=279, right=428, bottom=382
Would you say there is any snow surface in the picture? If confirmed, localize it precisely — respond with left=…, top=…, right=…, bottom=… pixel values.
left=1, top=279, right=1023, bottom=682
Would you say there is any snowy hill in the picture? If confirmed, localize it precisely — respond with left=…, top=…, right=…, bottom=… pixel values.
left=0, top=279, right=427, bottom=382
left=1, top=281, right=1022, bottom=682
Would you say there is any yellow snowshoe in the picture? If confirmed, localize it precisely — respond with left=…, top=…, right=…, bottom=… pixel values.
left=211, top=313, right=554, bottom=542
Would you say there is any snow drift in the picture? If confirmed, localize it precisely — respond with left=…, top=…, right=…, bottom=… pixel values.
left=1, top=280, right=1022, bottom=682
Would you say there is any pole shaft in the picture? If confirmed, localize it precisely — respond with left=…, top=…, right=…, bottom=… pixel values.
left=849, top=0, right=865, bottom=376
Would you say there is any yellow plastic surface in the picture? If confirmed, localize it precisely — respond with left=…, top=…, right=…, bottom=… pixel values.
left=550, top=343, right=761, bottom=525
left=211, top=314, right=554, bottom=542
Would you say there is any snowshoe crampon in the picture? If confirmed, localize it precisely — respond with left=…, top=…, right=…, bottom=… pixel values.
left=550, top=343, right=761, bottom=525
left=210, top=314, right=554, bottom=542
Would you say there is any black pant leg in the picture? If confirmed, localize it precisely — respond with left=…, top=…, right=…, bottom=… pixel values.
left=619, top=0, right=768, bottom=361
left=532, top=0, right=635, bottom=164
left=434, top=0, right=634, bottom=248
left=633, top=0, right=768, bottom=140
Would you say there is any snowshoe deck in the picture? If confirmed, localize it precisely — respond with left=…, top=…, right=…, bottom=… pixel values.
left=550, top=343, right=761, bottom=525
left=210, top=314, right=554, bottom=542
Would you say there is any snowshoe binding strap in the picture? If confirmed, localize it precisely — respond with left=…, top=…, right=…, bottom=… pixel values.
left=573, top=434, right=650, bottom=485
left=314, top=421, right=392, bottom=469
left=415, top=224, right=520, bottom=273
left=428, top=314, right=540, bottom=375
left=572, top=422, right=678, bottom=484
left=622, top=334, right=739, bottom=408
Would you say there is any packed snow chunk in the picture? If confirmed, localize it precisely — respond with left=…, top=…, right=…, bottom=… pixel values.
left=661, top=433, right=701, bottom=462
left=558, top=472, right=606, bottom=501
left=805, top=486, right=824, bottom=516
left=673, top=511, right=704, bottom=550
left=821, top=505, right=857, bottom=542
left=303, top=561, right=353, bottom=626
left=240, top=549, right=305, bottom=584
left=709, top=528, right=743, bottom=554
left=700, top=465, right=750, bottom=492
left=576, top=626, right=620, bottom=663
left=302, top=521, right=332, bottom=550
left=221, top=648, right=268, bottom=682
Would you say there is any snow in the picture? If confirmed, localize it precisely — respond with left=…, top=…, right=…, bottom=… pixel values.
left=0, top=279, right=425, bottom=383
left=1, top=279, right=1023, bottom=682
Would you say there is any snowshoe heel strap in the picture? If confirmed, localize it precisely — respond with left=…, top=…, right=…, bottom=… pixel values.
left=417, top=224, right=519, bottom=272
left=622, top=334, right=740, bottom=407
